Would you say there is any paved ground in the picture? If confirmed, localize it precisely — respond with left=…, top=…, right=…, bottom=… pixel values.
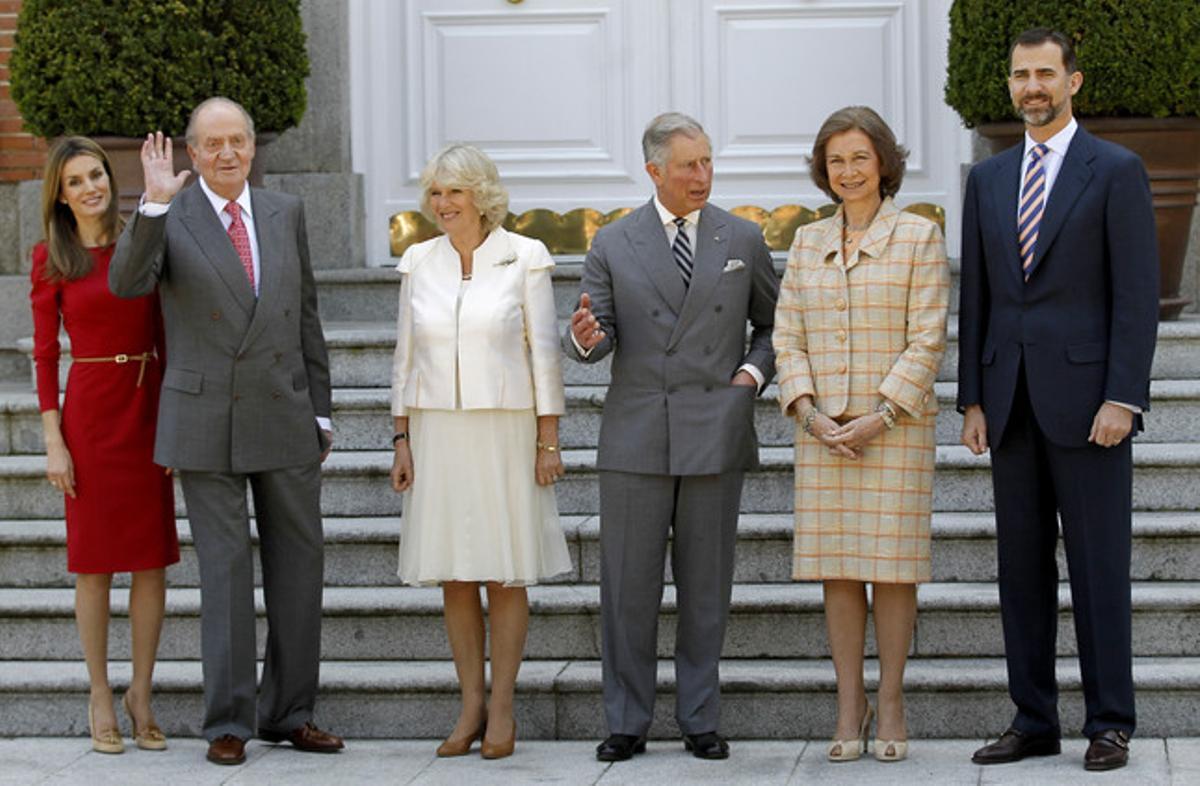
left=2, top=738, right=1197, bottom=785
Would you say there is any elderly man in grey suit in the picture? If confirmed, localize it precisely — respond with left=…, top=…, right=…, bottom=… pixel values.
left=109, top=97, right=343, bottom=766
left=565, top=112, right=778, bottom=761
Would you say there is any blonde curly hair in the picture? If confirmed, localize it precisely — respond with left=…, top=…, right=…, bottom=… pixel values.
left=419, top=144, right=510, bottom=233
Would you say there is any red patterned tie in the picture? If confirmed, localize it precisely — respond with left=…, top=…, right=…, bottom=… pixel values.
left=224, top=201, right=255, bottom=291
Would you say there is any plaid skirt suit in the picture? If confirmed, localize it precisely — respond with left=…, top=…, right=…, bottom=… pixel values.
left=774, top=197, right=950, bottom=583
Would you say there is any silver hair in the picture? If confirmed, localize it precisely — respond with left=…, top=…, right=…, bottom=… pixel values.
left=641, top=112, right=709, bottom=168
left=185, top=97, right=256, bottom=147
left=419, top=144, right=510, bottom=233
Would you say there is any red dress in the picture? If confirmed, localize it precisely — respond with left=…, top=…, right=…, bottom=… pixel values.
left=30, top=242, right=179, bottom=574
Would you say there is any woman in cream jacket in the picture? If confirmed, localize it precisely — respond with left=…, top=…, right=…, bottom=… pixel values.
left=390, top=144, right=571, bottom=759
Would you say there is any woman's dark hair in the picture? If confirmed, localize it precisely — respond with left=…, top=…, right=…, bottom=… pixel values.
left=40, top=136, right=122, bottom=280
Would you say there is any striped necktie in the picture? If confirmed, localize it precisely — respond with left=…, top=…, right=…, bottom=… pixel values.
left=1018, top=143, right=1049, bottom=281
left=672, top=216, right=693, bottom=286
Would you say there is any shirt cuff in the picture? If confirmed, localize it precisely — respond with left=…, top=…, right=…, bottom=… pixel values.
left=570, top=332, right=593, bottom=359
left=138, top=196, right=170, bottom=217
left=738, top=363, right=765, bottom=392
left=316, top=416, right=332, bottom=432
left=1105, top=400, right=1142, bottom=415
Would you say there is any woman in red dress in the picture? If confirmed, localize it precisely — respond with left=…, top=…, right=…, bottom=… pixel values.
left=30, top=137, right=179, bottom=754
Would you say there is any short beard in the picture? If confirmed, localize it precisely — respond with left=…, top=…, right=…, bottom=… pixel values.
left=1015, top=96, right=1063, bottom=127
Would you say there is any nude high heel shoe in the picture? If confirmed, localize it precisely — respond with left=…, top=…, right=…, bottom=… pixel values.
left=88, top=700, right=124, bottom=754
left=874, top=737, right=908, bottom=762
left=437, top=719, right=486, bottom=757
left=481, top=720, right=516, bottom=759
left=827, top=705, right=873, bottom=762
left=122, top=692, right=167, bottom=751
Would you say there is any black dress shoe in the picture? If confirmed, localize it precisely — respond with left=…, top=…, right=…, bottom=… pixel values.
left=1084, top=729, right=1130, bottom=771
left=972, top=728, right=1061, bottom=764
left=596, top=733, right=647, bottom=762
left=683, top=731, right=730, bottom=760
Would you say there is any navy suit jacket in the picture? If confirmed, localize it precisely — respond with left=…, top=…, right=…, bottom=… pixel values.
left=957, top=126, right=1158, bottom=447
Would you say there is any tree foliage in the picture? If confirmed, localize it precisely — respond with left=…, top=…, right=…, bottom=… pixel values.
left=10, top=0, right=309, bottom=138
left=945, top=0, right=1200, bottom=127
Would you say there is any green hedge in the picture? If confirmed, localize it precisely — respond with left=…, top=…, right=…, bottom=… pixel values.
left=10, top=0, right=309, bottom=138
left=945, top=0, right=1200, bottom=127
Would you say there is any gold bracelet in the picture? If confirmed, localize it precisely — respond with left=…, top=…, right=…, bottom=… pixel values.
left=537, top=442, right=559, bottom=452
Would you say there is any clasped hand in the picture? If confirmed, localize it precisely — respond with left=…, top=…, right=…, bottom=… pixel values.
left=804, top=410, right=886, bottom=460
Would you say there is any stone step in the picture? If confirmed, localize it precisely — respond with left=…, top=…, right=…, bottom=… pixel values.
left=315, top=317, right=1200, bottom=389
left=1, top=656, right=1197, bottom=738
left=14, top=312, right=1200, bottom=394
left=313, top=258, right=964, bottom=326
left=3, top=512, right=1198, bottom=589
left=2, top=581, right=1196, bottom=662
left=8, top=377, right=1200, bottom=457
left=4, top=443, right=1200, bottom=520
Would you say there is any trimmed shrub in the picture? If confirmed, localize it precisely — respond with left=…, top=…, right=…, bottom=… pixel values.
left=945, top=0, right=1200, bottom=127
left=10, top=0, right=309, bottom=138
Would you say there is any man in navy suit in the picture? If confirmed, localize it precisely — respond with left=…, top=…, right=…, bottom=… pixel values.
left=958, top=28, right=1158, bottom=772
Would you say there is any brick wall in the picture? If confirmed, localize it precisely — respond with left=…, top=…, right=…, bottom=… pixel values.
left=0, top=0, right=45, bottom=182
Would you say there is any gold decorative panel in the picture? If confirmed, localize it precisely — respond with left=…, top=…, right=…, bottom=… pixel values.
left=390, top=202, right=945, bottom=256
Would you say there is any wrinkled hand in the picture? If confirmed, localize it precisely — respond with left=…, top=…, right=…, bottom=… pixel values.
left=804, top=410, right=859, bottom=460
left=828, top=414, right=887, bottom=454
left=570, top=293, right=606, bottom=350
left=391, top=441, right=414, bottom=492
left=46, top=443, right=76, bottom=498
left=961, top=405, right=988, bottom=455
left=1088, top=402, right=1133, bottom=448
left=535, top=448, right=565, bottom=487
left=141, top=131, right=190, bottom=204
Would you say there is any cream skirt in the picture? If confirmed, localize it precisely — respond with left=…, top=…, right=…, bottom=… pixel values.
left=398, top=407, right=572, bottom=586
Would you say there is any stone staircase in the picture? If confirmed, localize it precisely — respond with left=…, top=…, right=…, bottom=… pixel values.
left=1, top=263, right=1199, bottom=740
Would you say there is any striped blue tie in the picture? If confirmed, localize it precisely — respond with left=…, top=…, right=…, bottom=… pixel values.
left=672, top=216, right=693, bottom=286
left=1018, top=143, right=1049, bottom=281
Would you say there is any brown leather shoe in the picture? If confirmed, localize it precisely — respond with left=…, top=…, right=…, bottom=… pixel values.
left=259, top=721, right=345, bottom=753
left=1084, top=729, right=1130, bottom=771
left=206, top=735, right=246, bottom=765
left=972, top=728, right=1060, bottom=764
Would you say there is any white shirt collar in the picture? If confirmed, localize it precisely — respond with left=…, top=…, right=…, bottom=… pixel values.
left=653, top=194, right=701, bottom=227
left=198, top=176, right=253, bottom=219
left=1024, top=115, right=1077, bottom=160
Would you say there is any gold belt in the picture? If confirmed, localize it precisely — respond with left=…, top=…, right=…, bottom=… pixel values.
left=72, top=351, right=155, bottom=387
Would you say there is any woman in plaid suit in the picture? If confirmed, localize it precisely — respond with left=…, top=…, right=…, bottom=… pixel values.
left=774, top=107, right=950, bottom=763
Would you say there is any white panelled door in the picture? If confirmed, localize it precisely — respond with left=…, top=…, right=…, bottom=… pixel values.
left=350, top=0, right=967, bottom=265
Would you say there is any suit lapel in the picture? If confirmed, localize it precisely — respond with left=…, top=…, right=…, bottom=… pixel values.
left=852, top=197, right=900, bottom=266
left=669, top=205, right=730, bottom=349
left=177, top=183, right=257, bottom=316
left=1026, top=129, right=1095, bottom=280
left=989, top=145, right=1025, bottom=288
left=626, top=200, right=686, bottom=315
left=240, top=189, right=282, bottom=350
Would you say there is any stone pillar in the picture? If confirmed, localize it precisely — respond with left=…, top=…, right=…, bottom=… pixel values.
left=260, top=0, right=364, bottom=270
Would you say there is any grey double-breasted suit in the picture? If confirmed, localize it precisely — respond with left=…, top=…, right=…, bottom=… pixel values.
left=564, top=199, right=778, bottom=736
left=110, top=180, right=331, bottom=742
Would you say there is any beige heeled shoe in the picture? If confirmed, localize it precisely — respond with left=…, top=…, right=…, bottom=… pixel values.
left=88, top=701, right=124, bottom=754
left=874, top=737, right=908, bottom=762
left=437, top=719, right=486, bottom=757
left=827, top=705, right=873, bottom=762
left=481, top=720, right=516, bottom=760
left=122, top=692, right=167, bottom=751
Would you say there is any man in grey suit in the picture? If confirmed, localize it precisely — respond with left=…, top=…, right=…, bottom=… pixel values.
left=565, top=112, right=778, bottom=761
left=109, top=97, right=343, bottom=765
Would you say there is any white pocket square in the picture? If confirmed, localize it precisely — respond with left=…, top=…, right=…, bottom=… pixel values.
left=722, top=258, right=746, bottom=273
